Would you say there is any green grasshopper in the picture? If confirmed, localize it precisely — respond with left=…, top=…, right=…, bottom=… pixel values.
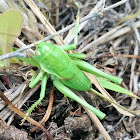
left=15, top=16, right=139, bottom=124
left=0, top=13, right=139, bottom=124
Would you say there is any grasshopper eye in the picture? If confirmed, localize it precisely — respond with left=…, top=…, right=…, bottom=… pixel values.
left=36, top=50, right=41, bottom=56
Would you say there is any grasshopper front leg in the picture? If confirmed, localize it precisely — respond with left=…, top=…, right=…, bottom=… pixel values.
left=29, top=70, right=46, bottom=88
left=21, top=72, right=48, bottom=125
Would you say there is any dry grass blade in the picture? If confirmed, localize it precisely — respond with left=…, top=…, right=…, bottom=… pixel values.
left=79, top=20, right=140, bottom=53
left=116, top=54, right=140, bottom=59
left=77, top=93, right=112, bottom=140
left=24, top=0, right=64, bottom=45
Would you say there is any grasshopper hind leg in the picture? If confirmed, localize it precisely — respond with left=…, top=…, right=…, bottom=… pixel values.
left=53, top=80, right=106, bottom=119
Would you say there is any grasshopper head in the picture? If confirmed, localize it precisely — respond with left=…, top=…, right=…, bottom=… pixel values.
left=35, top=41, right=53, bottom=62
